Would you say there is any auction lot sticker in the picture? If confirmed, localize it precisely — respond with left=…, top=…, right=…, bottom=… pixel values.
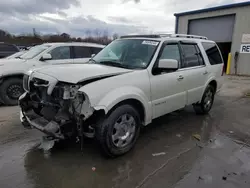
left=142, top=41, right=159, bottom=46
left=240, top=44, right=250, bottom=53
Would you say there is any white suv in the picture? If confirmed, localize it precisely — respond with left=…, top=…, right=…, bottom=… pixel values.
left=0, top=42, right=104, bottom=105
left=19, top=34, right=224, bottom=157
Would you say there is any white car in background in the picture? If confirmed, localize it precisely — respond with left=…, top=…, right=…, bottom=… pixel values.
left=0, top=42, right=105, bottom=105
left=5, top=51, right=27, bottom=59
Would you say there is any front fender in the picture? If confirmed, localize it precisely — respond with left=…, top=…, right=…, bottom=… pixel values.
left=84, top=86, right=152, bottom=125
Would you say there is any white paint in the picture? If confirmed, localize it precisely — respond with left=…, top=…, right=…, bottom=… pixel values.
left=240, top=44, right=250, bottom=53
left=242, top=34, right=250, bottom=43
left=27, top=36, right=223, bottom=126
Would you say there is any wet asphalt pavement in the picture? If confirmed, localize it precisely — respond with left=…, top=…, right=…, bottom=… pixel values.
left=1, top=76, right=250, bottom=188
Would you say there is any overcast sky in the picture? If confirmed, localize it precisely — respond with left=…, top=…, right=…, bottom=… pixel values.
left=0, top=0, right=246, bottom=37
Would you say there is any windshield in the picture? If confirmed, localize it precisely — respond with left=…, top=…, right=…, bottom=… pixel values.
left=20, top=44, right=51, bottom=59
left=92, top=39, right=159, bottom=69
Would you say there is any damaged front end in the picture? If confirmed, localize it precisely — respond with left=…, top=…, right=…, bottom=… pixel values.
left=19, top=74, right=98, bottom=144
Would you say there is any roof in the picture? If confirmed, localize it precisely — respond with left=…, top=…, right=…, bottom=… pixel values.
left=42, top=42, right=105, bottom=48
left=174, top=1, right=250, bottom=17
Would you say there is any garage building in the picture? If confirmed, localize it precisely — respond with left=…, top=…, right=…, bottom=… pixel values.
left=174, top=1, right=250, bottom=75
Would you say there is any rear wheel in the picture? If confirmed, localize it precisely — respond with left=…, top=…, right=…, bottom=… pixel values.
left=0, top=78, right=24, bottom=106
left=96, top=104, right=141, bottom=157
left=193, top=85, right=215, bottom=115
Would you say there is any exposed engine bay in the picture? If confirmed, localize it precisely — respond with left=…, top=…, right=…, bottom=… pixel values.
left=19, top=75, right=99, bottom=149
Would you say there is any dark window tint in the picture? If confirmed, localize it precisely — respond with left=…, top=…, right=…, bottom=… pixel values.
left=0, top=44, right=18, bottom=52
left=49, top=46, right=70, bottom=60
left=202, top=42, right=223, bottom=65
left=195, top=45, right=205, bottom=65
left=74, top=46, right=92, bottom=58
left=181, top=44, right=201, bottom=68
left=159, top=44, right=181, bottom=62
left=91, top=47, right=103, bottom=55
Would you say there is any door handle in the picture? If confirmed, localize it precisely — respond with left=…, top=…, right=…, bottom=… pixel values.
left=177, top=75, right=184, bottom=81
left=203, top=71, right=208, bottom=75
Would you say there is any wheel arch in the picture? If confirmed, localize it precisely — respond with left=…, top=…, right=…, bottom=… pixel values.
left=90, top=88, right=152, bottom=125
left=107, top=98, right=146, bottom=125
left=0, top=73, right=24, bottom=84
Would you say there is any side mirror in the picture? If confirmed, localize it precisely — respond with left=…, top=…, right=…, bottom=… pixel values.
left=158, top=59, right=178, bottom=70
left=91, top=54, right=96, bottom=58
left=41, top=53, right=52, bottom=61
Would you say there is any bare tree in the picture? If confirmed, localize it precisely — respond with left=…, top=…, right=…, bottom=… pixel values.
left=112, top=33, right=119, bottom=40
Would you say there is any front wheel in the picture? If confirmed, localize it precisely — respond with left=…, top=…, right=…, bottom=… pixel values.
left=0, top=78, right=24, bottom=106
left=96, top=104, right=141, bottom=157
left=193, top=85, right=215, bottom=115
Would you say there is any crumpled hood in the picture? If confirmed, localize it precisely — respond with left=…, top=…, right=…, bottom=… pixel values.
left=34, top=63, right=133, bottom=84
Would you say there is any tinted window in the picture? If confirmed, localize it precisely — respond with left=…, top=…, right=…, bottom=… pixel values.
left=49, top=46, right=70, bottom=60
left=91, top=47, right=102, bottom=55
left=202, top=42, right=223, bottom=65
left=159, top=44, right=181, bottom=62
left=74, top=46, right=92, bottom=58
left=0, top=44, right=18, bottom=52
left=181, top=44, right=201, bottom=68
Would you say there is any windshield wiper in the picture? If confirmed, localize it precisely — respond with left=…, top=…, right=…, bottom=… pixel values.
left=99, top=60, right=131, bottom=69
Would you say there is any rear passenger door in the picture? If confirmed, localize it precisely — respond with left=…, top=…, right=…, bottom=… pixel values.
left=73, top=46, right=92, bottom=63
left=179, top=42, right=208, bottom=105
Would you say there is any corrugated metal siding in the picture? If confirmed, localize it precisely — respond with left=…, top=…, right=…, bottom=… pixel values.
left=188, top=15, right=235, bottom=43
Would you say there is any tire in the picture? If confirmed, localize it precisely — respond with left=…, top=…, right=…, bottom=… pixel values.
left=0, top=78, right=24, bottom=106
left=96, top=104, right=141, bottom=157
left=193, top=85, right=215, bottom=115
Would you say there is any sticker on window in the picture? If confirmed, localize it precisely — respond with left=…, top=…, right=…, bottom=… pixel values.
left=142, top=41, right=159, bottom=46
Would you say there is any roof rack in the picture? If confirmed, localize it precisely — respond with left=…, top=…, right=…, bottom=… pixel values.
left=172, top=34, right=208, bottom=40
left=120, top=34, right=208, bottom=40
left=120, top=34, right=161, bottom=39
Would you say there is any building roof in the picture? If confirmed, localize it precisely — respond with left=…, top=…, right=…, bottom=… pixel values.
left=174, top=1, right=250, bottom=17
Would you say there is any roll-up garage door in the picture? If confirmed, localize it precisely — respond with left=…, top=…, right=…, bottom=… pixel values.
left=188, top=14, right=235, bottom=42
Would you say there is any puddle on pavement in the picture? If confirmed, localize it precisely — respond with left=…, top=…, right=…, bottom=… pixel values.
left=0, top=108, right=245, bottom=188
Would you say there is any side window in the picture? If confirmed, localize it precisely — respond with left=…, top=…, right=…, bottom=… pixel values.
left=74, top=46, right=92, bottom=58
left=181, top=44, right=202, bottom=68
left=91, top=47, right=103, bottom=55
left=48, top=46, right=70, bottom=60
left=202, top=42, right=223, bottom=65
left=159, top=44, right=181, bottom=62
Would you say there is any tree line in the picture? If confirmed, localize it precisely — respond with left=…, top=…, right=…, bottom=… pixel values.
left=0, top=29, right=119, bottom=47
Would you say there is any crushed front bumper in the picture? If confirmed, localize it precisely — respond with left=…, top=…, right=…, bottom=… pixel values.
left=19, top=92, right=65, bottom=139
left=20, top=110, right=64, bottom=139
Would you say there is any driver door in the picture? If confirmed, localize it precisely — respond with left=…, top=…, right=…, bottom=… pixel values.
left=45, top=46, right=74, bottom=64
left=150, top=42, right=187, bottom=119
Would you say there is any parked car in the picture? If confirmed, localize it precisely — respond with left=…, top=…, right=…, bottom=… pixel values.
left=0, top=42, right=105, bottom=105
left=5, top=51, right=27, bottom=59
left=19, top=34, right=224, bottom=157
left=0, top=43, right=19, bottom=58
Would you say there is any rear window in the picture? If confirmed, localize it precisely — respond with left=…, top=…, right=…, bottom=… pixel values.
left=202, top=42, right=223, bottom=65
left=74, top=46, right=92, bottom=58
left=91, top=47, right=103, bottom=55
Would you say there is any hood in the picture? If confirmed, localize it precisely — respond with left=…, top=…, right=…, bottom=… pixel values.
left=34, top=64, right=133, bottom=84
left=0, top=58, right=26, bottom=66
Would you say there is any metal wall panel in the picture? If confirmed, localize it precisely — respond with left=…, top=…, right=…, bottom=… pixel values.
left=188, top=15, right=235, bottom=42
